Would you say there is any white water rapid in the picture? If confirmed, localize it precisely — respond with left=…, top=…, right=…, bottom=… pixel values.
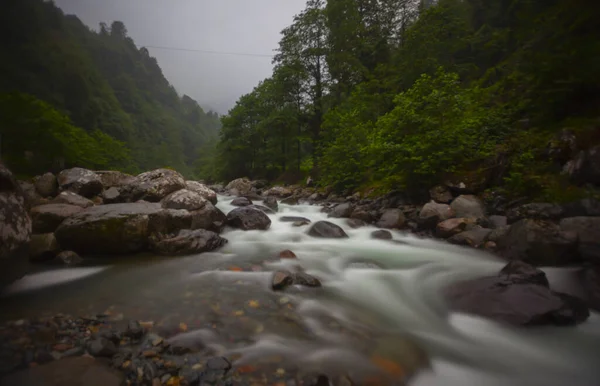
left=3, top=195, right=600, bottom=385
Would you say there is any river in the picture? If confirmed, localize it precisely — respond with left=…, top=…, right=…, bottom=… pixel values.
left=2, top=195, right=600, bottom=385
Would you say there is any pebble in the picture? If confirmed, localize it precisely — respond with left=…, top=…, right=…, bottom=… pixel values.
left=272, top=270, right=294, bottom=291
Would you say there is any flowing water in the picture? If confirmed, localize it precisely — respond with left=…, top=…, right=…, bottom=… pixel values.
left=2, top=196, right=600, bottom=385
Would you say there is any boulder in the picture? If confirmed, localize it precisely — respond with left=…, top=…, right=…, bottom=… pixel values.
left=560, top=217, right=600, bottom=265
left=161, top=189, right=207, bottom=211
left=19, top=180, right=44, bottom=208
left=101, top=187, right=121, bottom=204
left=56, top=250, right=83, bottom=266
left=191, top=203, right=227, bottom=233
left=293, top=272, right=322, bottom=288
left=57, top=168, right=103, bottom=198
left=33, top=172, right=58, bottom=197
left=31, top=204, right=84, bottom=233
left=445, top=261, right=589, bottom=326
left=488, top=215, right=508, bottom=229
left=225, top=178, right=252, bottom=196
left=151, top=229, right=227, bottom=255
left=231, top=197, right=252, bottom=207
left=307, top=221, right=349, bottom=239
left=429, top=185, right=453, bottom=204
left=148, top=209, right=193, bottom=235
left=52, top=191, right=94, bottom=208
left=506, top=203, right=564, bottom=224
left=418, top=202, right=454, bottom=229
left=29, top=233, right=60, bottom=262
left=281, top=196, right=299, bottom=205
left=328, top=203, right=354, bottom=218
left=95, top=170, right=135, bottom=188
left=263, top=186, right=293, bottom=198
left=350, top=208, right=375, bottom=223
left=436, top=218, right=471, bottom=238
left=486, top=225, right=510, bottom=243
left=251, top=179, right=269, bottom=189
left=248, top=204, right=276, bottom=214
left=272, top=270, right=294, bottom=291
left=263, top=196, right=278, bottom=212
left=376, top=209, right=406, bottom=229
left=450, top=195, right=485, bottom=219
left=447, top=228, right=491, bottom=247
left=565, top=145, right=600, bottom=186
left=280, top=216, right=311, bottom=223
left=55, top=202, right=163, bottom=254
left=279, top=250, right=297, bottom=259
left=371, top=230, right=393, bottom=240
left=346, top=218, right=366, bottom=229
left=123, top=169, right=186, bottom=202
left=0, top=164, right=32, bottom=288
left=185, top=181, right=218, bottom=204
left=496, top=219, right=579, bottom=266
left=226, top=207, right=271, bottom=231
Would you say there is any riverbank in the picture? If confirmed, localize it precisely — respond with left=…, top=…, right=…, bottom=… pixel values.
left=2, top=165, right=600, bottom=385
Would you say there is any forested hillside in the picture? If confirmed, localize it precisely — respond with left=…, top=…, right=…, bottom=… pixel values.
left=216, top=0, right=600, bottom=201
left=0, top=0, right=220, bottom=178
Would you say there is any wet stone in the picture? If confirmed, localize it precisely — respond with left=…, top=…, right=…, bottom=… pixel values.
left=87, top=337, right=117, bottom=357
left=125, top=320, right=144, bottom=340
left=272, top=270, right=295, bottom=291
left=279, top=250, right=297, bottom=259
left=371, top=229, right=393, bottom=240
left=280, top=216, right=311, bottom=223
left=293, top=272, right=322, bottom=288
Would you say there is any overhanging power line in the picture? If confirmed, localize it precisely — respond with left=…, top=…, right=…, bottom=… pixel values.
left=141, top=45, right=275, bottom=58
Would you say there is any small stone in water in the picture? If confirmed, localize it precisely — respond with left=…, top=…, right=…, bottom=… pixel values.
left=272, top=270, right=294, bottom=291
left=278, top=250, right=297, bottom=259
left=87, top=337, right=117, bottom=357
left=125, top=320, right=144, bottom=339
left=293, top=272, right=322, bottom=288
left=206, top=356, right=232, bottom=371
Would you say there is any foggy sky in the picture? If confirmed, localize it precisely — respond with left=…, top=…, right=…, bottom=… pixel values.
left=54, top=0, right=307, bottom=114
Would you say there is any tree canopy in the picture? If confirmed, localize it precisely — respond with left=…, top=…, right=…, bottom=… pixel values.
left=216, top=0, right=600, bottom=200
left=0, top=0, right=220, bottom=177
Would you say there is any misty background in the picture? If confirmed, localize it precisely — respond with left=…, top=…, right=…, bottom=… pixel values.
left=54, top=0, right=307, bottom=114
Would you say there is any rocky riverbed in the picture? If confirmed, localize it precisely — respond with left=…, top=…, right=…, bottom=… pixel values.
left=1, top=166, right=600, bottom=385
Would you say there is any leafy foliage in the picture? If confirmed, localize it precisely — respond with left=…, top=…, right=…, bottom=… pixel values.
left=217, top=0, right=600, bottom=199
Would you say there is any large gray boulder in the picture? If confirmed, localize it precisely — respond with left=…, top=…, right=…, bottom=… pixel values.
left=496, top=219, right=579, bottom=266
left=263, top=196, right=278, bottom=212
left=151, top=229, right=227, bottom=255
left=95, top=170, right=135, bottom=188
left=418, top=201, right=454, bottom=229
left=225, top=178, right=253, bottom=196
left=52, top=191, right=94, bottom=208
left=450, top=195, right=485, bottom=219
left=55, top=202, right=163, bottom=255
left=122, top=169, right=186, bottom=202
left=436, top=218, right=473, bottom=238
left=429, top=185, right=453, bottom=204
left=448, top=228, right=492, bottom=248
left=57, top=168, right=103, bottom=198
left=33, top=172, right=58, bottom=197
left=445, top=261, right=589, bottom=326
left=328, top=203, right=354, bottom=218
left=185, top=181, right=218, bottom=204
left=191, top=203, right=227, bottom=233
left=376, top=209, right=406, bottom=229
left=263, top=186, right=293, bottom=198
left=560, top=217, right=600, bottom=265
left=0, top=164, right=32, bottom=288
left=161, top=189, right=207, bottom=211
left=231, top=197, right=253, bottom=207
left=308, top=221, right=349, bottom=239
left=30, top=204, right=84, bottom=233
left=147, top=209, right=193, bottom=236
left=226, top=207, right=271, bottom=231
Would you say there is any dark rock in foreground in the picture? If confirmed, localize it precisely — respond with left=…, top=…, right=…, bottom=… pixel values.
left=376, top=208, right=406, bottom=229
left=280, top=216, right=311, bottom=223
left=307, top=221, right=349, bottom=238
left=190, top=202, right=227, bottom=233
left=231, top=197, right=252, bottom=207
left=496, top=219, right=579, bottom=266
left=151, top=229, right=227, bottom=255
left=55, top=202, right=162, bottom=254
left=226, top=207, right=271, bottom=230
left=445, top=261, right=590, bottom=326
left=0, top=164, right=32, bottom=289
left=371, top=230, right=393, bottom=240
left=263, top=196, right=278, bottom=212
left=30, top=204, right=83, bottom=233
left=53, top=191, right=94, bottom=208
